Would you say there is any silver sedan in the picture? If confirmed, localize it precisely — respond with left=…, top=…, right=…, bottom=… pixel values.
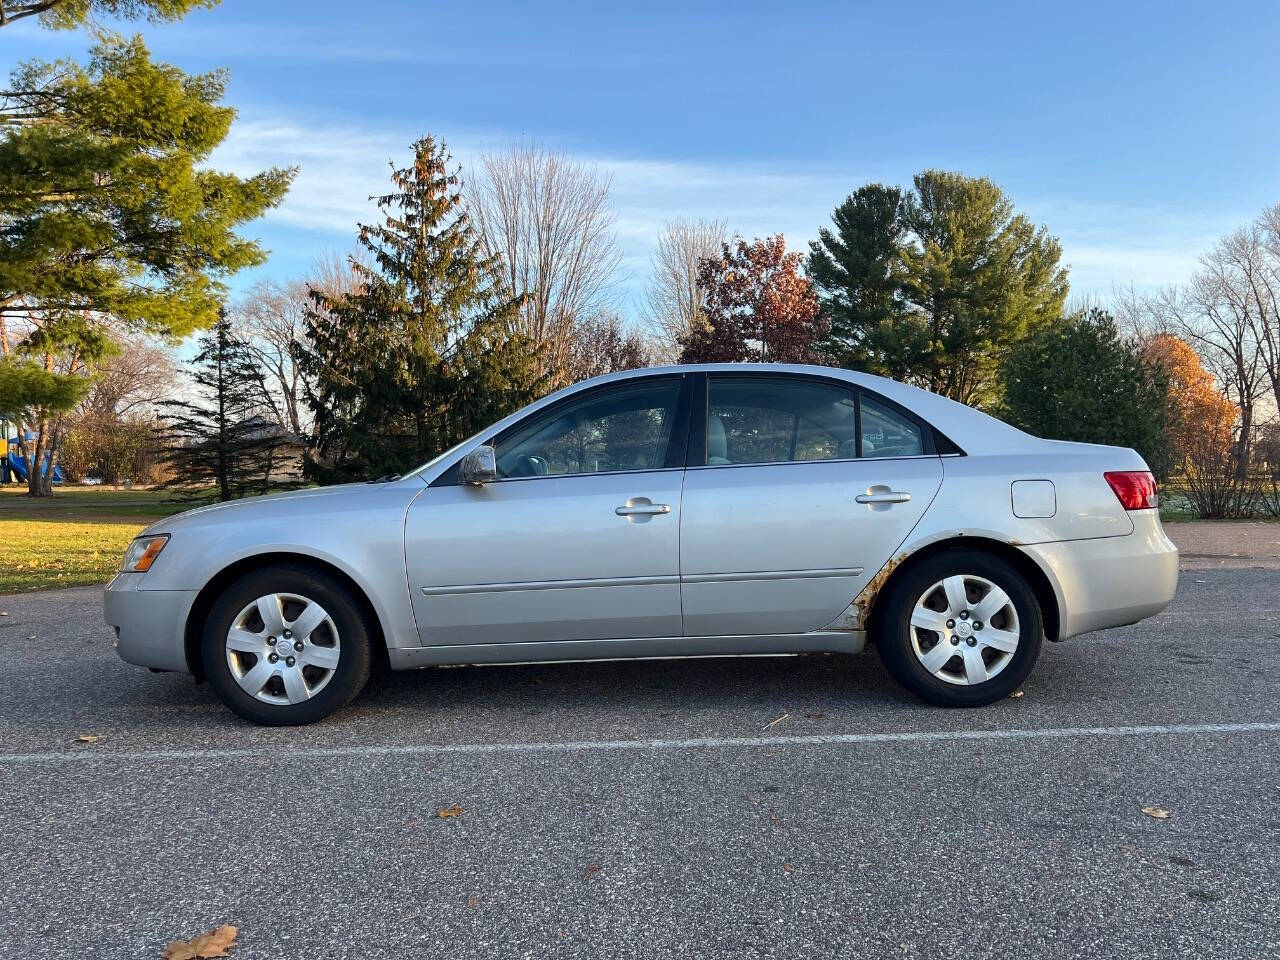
left=105, top=364, right=1178, bottom=725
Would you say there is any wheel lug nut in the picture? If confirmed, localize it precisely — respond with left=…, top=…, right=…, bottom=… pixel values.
left=286, top=656, right=296, bottom=667
left=973, top=621, right=983, bottom=630
left=946, top=619, right=955, bottom=629
left=950, top=636, right=959, bottom=645
left=294, top=641, right=304, bottom=652
left=283, top=630, right=292, bottom=639
left=960, top=611, right=969, bottom=620
left=966, top=637, right=977, bottom=647
left=268, top=652, right=279, bottom=663
left=267, top=636, right=276, bottom=646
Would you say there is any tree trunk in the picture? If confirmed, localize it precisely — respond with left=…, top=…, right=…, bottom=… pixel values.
left=26, top=416, right=52, bottom=496
left=1234, top=403, right=1253, bottom=481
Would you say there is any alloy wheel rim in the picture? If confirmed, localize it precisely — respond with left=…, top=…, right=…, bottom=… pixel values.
left=225, top=593, right=341, bottom=705
left=908, top=574, right=1020, bottom=686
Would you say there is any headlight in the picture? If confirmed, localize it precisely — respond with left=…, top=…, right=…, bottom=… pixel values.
left=120, top=534, right=170, bottom=573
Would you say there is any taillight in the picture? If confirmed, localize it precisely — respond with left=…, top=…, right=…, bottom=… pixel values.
left=1104, top=471, right=1158, bottom=510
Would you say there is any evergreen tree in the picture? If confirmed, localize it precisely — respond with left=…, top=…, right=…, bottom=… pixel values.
left=161, top=311, right=297, bottom=501
left=806, top=184, right=908, bottom=372
left=1001, top=310, right=1172, bottom=479
left=0, top=34, right=293, bottom=494
left=808, top=171, right=1069, bottom=406
left=0, top=0, right=215, bottom=30
left=295, top=137, right=543, bottom=483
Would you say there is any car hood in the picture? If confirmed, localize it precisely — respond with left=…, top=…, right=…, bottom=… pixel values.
left=142, top=479, right=426, bottom=536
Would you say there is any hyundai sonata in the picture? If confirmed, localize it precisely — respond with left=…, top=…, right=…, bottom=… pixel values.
left=105, top=364, right=1178, bottom=724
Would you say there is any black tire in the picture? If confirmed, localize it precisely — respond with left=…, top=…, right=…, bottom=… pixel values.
left=873, top=550, right=1042, bottom=707
left=202, top=564, right=374, bottom=725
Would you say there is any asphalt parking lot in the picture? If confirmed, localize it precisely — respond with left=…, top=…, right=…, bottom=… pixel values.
left=1, top=531, right=1278, bottom=959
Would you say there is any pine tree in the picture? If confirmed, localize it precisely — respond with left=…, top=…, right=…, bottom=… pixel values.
left=295, top=136, right=543, bottom=483
left=0, top=34, right=293, bottom=494
left=161, top=311, right=297, bottom=501
left=808, top=172, right=1069, bottom=406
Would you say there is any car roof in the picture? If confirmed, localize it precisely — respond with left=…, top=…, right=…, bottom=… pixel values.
left=564, top=363, right=1038, bottom=456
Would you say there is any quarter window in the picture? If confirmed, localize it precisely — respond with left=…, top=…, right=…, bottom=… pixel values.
left=860, top=395, right=924, bottom=458
left=706, top=377, right=858, bottom=466
left=495, top=379, right=681, bottom=478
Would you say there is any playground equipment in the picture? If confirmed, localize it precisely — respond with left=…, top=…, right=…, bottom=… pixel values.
left=2, top=429, right=64, bottom=485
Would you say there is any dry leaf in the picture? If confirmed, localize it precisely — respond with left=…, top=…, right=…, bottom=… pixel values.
left=1008, top=690, right=1025, bottom=700
left=583, top=864, right=601, bottom=879
left=73, top=734, right=102, bottom=744
left=1142, top=805, right=1172, bottom=819
left=437, top=804, right=464, bottom=819
left=163, top=924, right=238, bottom=960
left=466, top=896, right=482, bottom=909
left=783, top=863, right=795, bottom=874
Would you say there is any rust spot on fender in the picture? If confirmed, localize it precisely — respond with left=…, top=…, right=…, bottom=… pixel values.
left=831, top=552, right=909, bottom=633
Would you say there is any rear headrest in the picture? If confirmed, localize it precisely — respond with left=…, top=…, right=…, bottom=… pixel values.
left=708, top=414, right=727, bottom=461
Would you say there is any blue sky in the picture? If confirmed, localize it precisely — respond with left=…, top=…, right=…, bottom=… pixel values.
left=6, top=0, right=1280, bottom=316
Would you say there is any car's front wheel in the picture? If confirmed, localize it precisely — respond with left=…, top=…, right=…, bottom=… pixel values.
left=202, top=564, right=374, bottom=725
left=873, top=550, right=1042, bottom=707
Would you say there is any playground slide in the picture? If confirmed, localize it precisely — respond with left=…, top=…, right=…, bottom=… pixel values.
left=4, top=455, right=63, bottom=484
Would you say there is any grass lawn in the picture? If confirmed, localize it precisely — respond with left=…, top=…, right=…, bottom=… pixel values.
left=0, top=485, right=190, bottom=594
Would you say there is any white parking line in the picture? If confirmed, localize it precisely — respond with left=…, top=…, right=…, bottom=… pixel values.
left=1, top=722, right=1278, bottom=765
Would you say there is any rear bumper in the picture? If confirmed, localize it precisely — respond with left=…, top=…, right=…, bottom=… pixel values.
left=1023, top=511, right=1178, bottom=640
left=103, top=574, right=196, bottom=673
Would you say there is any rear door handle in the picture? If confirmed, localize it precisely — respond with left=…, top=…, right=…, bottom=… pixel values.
left=856, top=491, right=911, bottom=504
left=615, top=502, right=671, bottom=516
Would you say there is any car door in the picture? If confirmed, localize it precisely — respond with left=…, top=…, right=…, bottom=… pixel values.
left=679, top=374, right=943, bottom=636
left=405, top=375, right=691, bottom=647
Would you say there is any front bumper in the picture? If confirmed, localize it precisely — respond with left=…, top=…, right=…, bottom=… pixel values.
left=103, top=573, right=197, bottom=673
left=1023, top=511, right=1178, bottom=640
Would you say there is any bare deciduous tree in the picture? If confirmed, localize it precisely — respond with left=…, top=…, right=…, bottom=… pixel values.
left=643, top=218, right=727, bottom=363
left=467, top=143, right=622, bottom=384
left=565, top=312, right=650, bottom=383
left=1155, top=226, right=1272, bottom=478
left=233, top=254, right=363, bottom=437
left=79, top=332, right=176, bottom=420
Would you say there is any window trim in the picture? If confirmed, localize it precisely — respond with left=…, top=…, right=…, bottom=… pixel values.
left=431, top=374, right=693, bottom=487
left=689, top=371, right=962, bottom=469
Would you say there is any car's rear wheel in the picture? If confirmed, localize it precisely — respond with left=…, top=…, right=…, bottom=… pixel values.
left=202, top=564, right=373, bottom=725
left=873, top=550, right=1042, bottom=707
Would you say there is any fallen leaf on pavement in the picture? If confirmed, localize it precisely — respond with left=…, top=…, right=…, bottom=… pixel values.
left=73, top=735, right=102, bottom=744
left=583, top=864, right=601, bottom=879
left=783, top=863, right=795, bottom=874
left=1142, top=806, right=1172, bottom=819
left=1008, top=690, right=1025, bottom=699
left=162, top=924, right=238, bottom=959
left=466, top=897, right=482, bottom=908
left=437, top=804, right=464, bottom=819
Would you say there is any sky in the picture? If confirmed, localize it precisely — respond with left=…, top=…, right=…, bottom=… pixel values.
left=6, top=0, right=1280, bottom=320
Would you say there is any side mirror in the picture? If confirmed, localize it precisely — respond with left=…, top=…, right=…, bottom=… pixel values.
left=458, top=444, right=497, bottom=486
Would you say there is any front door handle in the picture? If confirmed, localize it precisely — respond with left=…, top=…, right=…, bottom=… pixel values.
left=615, top=502, right=672, bottom=516
left=856, top=490, right=911, bottom=504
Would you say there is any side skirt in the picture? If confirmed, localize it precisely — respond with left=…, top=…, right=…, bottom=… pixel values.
left=387, top=630, right=867, bottom=670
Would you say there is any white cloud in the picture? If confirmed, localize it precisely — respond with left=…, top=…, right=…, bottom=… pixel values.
left=212, top=112, right=1237, bottom=308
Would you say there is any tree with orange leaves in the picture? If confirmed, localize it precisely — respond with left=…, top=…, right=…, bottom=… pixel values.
left=679, top=236, right=828, bottom=364
left=1141, top=333, right=1237, bottom=469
